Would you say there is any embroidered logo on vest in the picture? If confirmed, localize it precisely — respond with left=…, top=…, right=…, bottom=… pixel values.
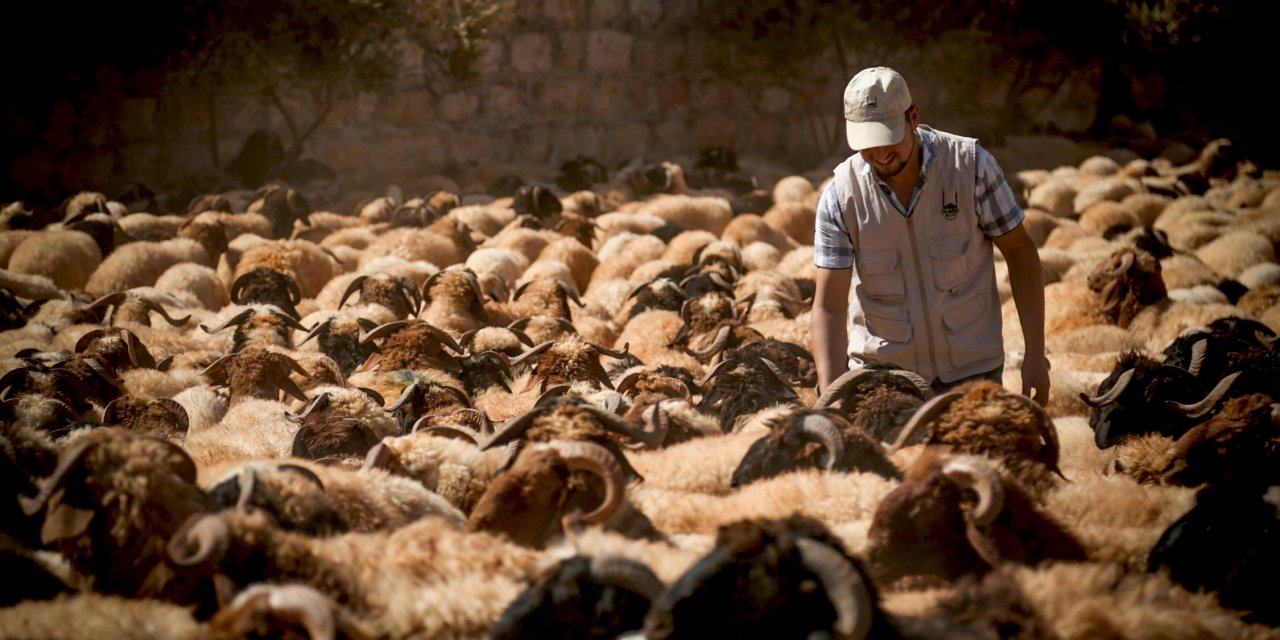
left=941, top=190, right=960, bottom=220
left=863, top=92, right=879, bottom=118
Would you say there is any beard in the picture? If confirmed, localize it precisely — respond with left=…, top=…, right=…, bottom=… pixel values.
left=871, top=132, right=917, bottom=179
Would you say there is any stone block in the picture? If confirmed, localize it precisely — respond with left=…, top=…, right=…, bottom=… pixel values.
left=544, top=0, right=585, bottom=24
left=609, top=122, right=651, bottom=160
left=384, top=89, right=437, bottom=128
left=592, top=79, right=630, bottom=118
left=485, top=85, right=525, bottom=119
left=592, top=0, right=625, bottom=22
left=537, top=79, right=590, bottom=116
left=630, top=0, right=662, bottom=27
left=511, top=33, right=553, bottom=74
left=440, top=93, right=481, bottom=122
left=587, top=29, right=633, bottom=73
left=555, top=30, right=587, bottom=70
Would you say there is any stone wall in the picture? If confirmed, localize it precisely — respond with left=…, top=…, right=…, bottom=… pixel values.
left=10, top=0, right=1131, bottom=203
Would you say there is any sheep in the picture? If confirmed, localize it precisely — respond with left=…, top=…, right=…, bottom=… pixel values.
left=865, top=451, right=1087, bottom=587
left=197, top=345, right=310, bottom=406
left=361, top=428, right=514, bottom=514
left=6, top=229, right=102, bottom=291
left=81, top=238, right=211, bottom=302
left=885, top=380, right=1065, bottom=497
left=231, top=238, right=337, bottom=301
left=1079, top=350, right=1237, bottom=449
left=336, top=272, right=421, bottom=320
left=492, top=552, right=662, bottom=640
left=244, top=182, right=312, bottom=239
left=164, top=506, right=541, bottom=638
left=197, top=304, right=310, bottom=353
left=504, top=332, right=632, bottom=394
left=729, top=408, right=901, bottom=489
left=295, top=311, right=378, bottom=377
left=637, top=514, right=888, bottom=640
left=814, top=366, right=933, bottom=444
left=18, top=428, right=218, bottom=602
left=1155, top=392, right=1280, bottom=489
left=467, top=439, right=662, bottom=547
left=153, top=262, right=230, bottom=311
left=353, top=318, right=464, bottom=375
left=697, top=354, right=801, bottom=433
left=419, top=265, right=490, bottom=337
left=101, top=395, right=190, bottom=439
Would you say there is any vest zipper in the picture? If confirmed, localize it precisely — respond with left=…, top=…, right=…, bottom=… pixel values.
left=906, top=214, right=941, bottom=380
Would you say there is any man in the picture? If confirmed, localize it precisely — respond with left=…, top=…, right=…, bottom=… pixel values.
left=811, top=66, right=1050, bottom=405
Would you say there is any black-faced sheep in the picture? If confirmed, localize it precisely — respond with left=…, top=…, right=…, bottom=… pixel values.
left=228, top=267, right=304, bottom=320
left=337, top=272, right=421, bottom=320
left=696, top=355, right=800, bottom=433
left=296, top=311, right=379, bottom=377
left=865, top=451, right=1087, bottom=587
left=730, top=408, right=901, bottom=489
left=639, top=514, right=887, bottom=640
left=1146, top=481, right=1280, bottom=626
left=492, top=553, right=662, bottom=640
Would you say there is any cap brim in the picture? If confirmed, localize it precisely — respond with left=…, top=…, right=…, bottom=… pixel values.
left=846, top=116, right=905, bottom=152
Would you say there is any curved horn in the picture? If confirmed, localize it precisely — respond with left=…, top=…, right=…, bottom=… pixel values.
left=479, top=409, right=545, bottom=451
left=581, top=403, right=665, bottom=447
left=1100, top=250, right=1136, bottom=277
left=156, top=398, right=190, bottom=434
left=285, top=274, right=302, bottom=306
left=235, top=468, right=257, bottom=511
left=200, top=308, right=255, bottom=334
left=508, top=340, right=555, bottom=367
left=262, top=584, right=337, bottom=640
left=73, top=329, right=108, bottom=355
left=385, top=382, right=420, bottom=413
left=337, top=275, right=369, bottom=310
left=229, top=272, right=252, bottom=304
left=615, top=372, right=644, bottom=397
left=85, top=291, right=127, bottom=313
left=18, top=438, right=98, bottom=516
left=199, top=352, right=239, bottom=382
left=796, top=413, right=846, bottom=471
left=794, top=538, right=873, bottom=640
left=297, top=318, right=329, bottom=346
left=361, top=441, right=398, bottom=472
left=890, top=369, right=934, bottom=397
left=358, top=320, right=409, bottom=345
left=687, top=324, right=734, bottom=359
left=589, top=340, right=631, bottom=361
left=286, top=392, right=332, bottom=422
left=1078, top=369, right=1135, bottom=409
left=1166, top=371, right=1244, bottom=419
left=167, top=513, right=230, bottom=568
left=942, top=456, right=1005, bottom=527
left=814, top=369, right=874, bottom=409
left=695, top=358, right=735, bottom=388
left=414, top=422, right=482, bottom=444
left=590, top=556, right=665, bottom=601
left=542, top=440, right=624, bottom=524
left=888, top=391, right=965, bottom=454
left=1187, top=338, right=1207, bottom=377
left=140, top=298, right=190, bottom=326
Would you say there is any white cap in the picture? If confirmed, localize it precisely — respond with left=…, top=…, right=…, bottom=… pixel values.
left=843, top=67, right=913, bottom=151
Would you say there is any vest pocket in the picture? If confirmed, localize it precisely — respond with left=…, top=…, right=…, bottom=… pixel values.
left=856, top=248, right=905, bottom=301
left=940, top=291, right=992, bottom=368
left=863, top=302, right=912, bottom=343
left=929, top=232, right=971, bottom=291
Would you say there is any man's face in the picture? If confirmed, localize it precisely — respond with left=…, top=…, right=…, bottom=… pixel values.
left=860, top=127, right=914, bottom=178
left=858, top=106, right=918, bottom=179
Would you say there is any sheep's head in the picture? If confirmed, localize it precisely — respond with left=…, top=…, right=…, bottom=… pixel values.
left=1085, top=247, right=1166, bottom=327
left=74, top=326, right=158, bottom=371
left=205, top=462, right=347, bottom=536
left=89, top=291, right=191, bottom=329
left=1080, top=350, right=1225, bottom=448
left=249, top=183, right=311, bottom=239
left=458, top=349, right=514, bottom=395
left=0, top=355, right=124, bottom=416
left=556, top=156, right=609, bottom=193
left=422, top=266, right=489, bottom=320
left=200, top=346, right=310, bottom=405
left=102, top=396, right=190, bottom=439
left=1158, top=393, right=1280, bottom=488
left=297, top=313, right=379, bottom=377
left=356, top=319, right=464, bottom=373
left=697, top=355, right=799, bottom=433
left=384, top=374, right=473, bottom=434
left=510, top=334, right=632, bottom=394
left=623, top=277, right=687, bottom=322
left=230, top=267, right=303, bottom=320
left=889, top=380, right=1062, bottom=497
left=511, top=277, right=584, bottom=320
left=492, top=554, right=662, bottom=640
left=201, top=305, right=311, bottom=353
left=337, top=273, right=420, bottom=319
left=730, top=409, right=852, bottom=488
left=18, top=428, right=216, bottom=598
left=815, top=366, right=932, bottom=443
left=467, top=440, right=626, bottom=548
left=668, top=291, right=737, bottom=349
left=511, top=184, right=563, bottom=224
left=641, top=515, right=880, bottom=640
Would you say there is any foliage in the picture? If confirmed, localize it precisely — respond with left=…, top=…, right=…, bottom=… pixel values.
left=412, top=0, right=514, bottom=81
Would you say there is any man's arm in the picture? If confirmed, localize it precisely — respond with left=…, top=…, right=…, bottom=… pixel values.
left=992, top=223, right=1050, bottom=405
left=812, top=266, right=852, bottom=393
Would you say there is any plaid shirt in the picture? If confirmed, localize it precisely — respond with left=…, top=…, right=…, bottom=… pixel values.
left=814, top=127, right=1023, bottom=269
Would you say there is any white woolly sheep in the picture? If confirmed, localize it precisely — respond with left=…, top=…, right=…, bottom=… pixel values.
left=6, top=229, right=102, bottom=291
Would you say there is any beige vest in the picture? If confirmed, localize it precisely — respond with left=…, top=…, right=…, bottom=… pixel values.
left=831, top=126, right=1004, bottom=383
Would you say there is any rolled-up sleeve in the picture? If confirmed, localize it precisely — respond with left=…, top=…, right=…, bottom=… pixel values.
left=975, top=146, right=1024, bottom=237
left=813, top=182, right=853, bottom=269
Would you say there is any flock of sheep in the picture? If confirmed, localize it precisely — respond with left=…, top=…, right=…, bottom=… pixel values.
left=0, top=137, right=1278, bottom=639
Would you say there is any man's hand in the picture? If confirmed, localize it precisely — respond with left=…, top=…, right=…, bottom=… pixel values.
left=1021, top=353, right=1051, bottom=406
